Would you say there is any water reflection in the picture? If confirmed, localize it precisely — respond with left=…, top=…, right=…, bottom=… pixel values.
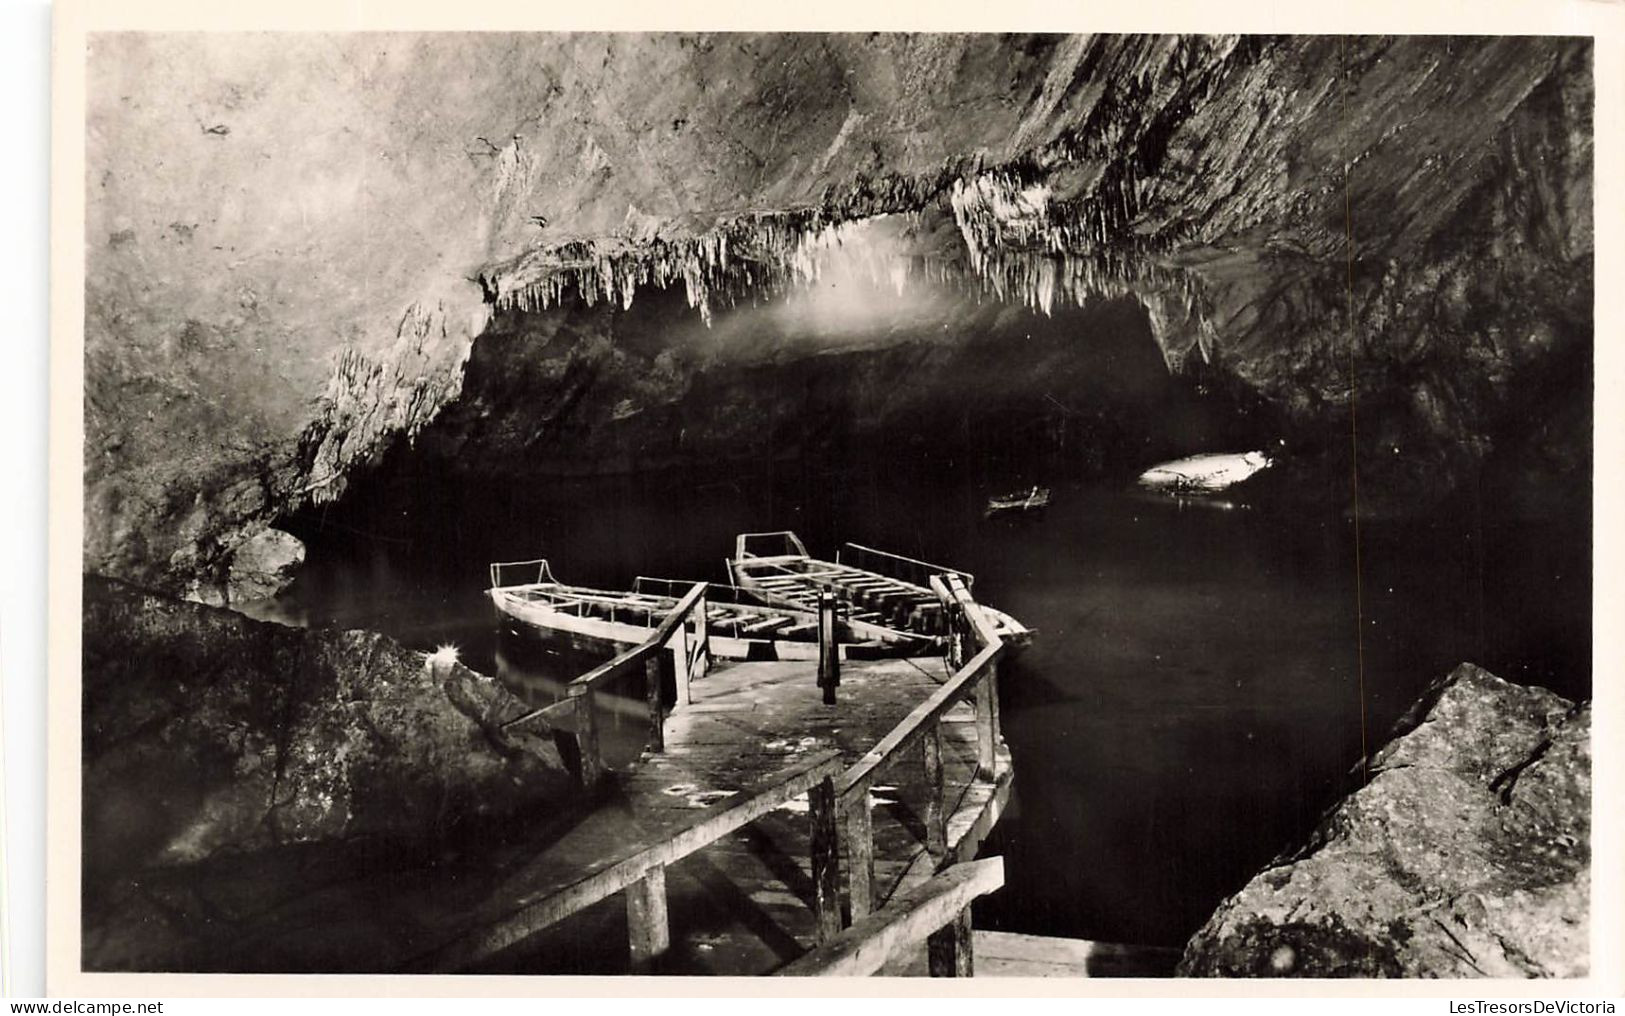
left=493, top=629, right=655, bottom=771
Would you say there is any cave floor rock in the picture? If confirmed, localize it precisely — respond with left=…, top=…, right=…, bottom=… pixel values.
left=1180, top=663, right=1589, bottom=978
left=81, top=576, right=578, bottom=971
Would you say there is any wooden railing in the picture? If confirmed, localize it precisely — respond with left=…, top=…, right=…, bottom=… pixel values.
left=774, top=856, right=1005, bottom=976
left=473, top=569, right=1013, bottom=976
left=422, top=750, right=846, bottom=973
left=834, top=571, right=1006, bottom=920
left=503, top=580, right=711, bottom=790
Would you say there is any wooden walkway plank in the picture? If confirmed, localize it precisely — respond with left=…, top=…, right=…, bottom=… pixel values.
left=408, top=650, right=1014, bottom=976
left=774, top=858, right=1006, bottom=976
left=969, top=932, right=1182, bottom=978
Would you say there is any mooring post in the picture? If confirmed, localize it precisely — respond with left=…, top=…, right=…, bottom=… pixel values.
left=946, top=599, right=966, bottom=671
left=817, top=591, right=840, bottom=704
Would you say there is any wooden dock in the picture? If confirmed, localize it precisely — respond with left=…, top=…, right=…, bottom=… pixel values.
left=417, top=654, right=1011, bottom=974
left=127, top=575, right=1181, bottom=978
left=402, top=573, right=1019, bottom=976
left=142, top=569, right=1184, bottom=978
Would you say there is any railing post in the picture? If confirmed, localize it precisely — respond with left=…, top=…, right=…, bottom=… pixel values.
left=844, top=780, right=875, bottom=920
left=644, top=654, right=665, bottom=753
left=673, top=633, right=692, bottom=707
left=696, top=593, right=710, bottom=677
left=677, top=616, right=692, bottom=702
left=808, top=774, right=843, bottom=945
left=817, top=591, right=840, bottom=705
left=684, top=594, right=706, bottom=700
left=625, top=863, right=671, bottom=970
left=974, top=663, right=999, bottom=780
left=571, top=686, right=603, bottom=790
left=926, top=906, right=974, bottom=976
left=923, top=717, right=947, bottom=860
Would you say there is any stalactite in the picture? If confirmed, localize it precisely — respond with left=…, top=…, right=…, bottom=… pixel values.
left=296, top=300, right=468, bottom=507
left=472, top=110, right=1218, bottom=330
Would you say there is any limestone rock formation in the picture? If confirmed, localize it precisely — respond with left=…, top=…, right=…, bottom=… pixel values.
left=82, top=575, right=571, bottom=874
left=1179, top=663, right=1589, bottom=978
left=85, top=34, right=1592, bottom=592
left=179, top=525, right=310, bottom=606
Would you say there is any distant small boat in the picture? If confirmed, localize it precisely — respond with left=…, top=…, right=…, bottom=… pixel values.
left=985, top=486, right=1051, bottom=518
left=487, top=559, right=937, bottom=662
left=1138, top=451, right=1274, bottom=494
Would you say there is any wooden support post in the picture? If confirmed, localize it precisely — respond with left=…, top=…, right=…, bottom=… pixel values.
left=625, top=864, right=670, bottom=970
left=808, top=775, right=843, bottom=944
left=844, top=780, right=875, bottom=920
left=974, top=664, right=999, bottom=780
left=926, top=906, right=974, bottom=977
left=572, top=687, right=602, bottom=790
left=923, top=718, right=947, bottom=860
left=946, top=601, right=966, bottom=671
left=644, top=655, right=665, bottom=753
left=817, top=591, right=840, bottom=704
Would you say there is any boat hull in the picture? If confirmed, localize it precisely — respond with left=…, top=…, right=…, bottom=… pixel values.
left=490, top=589, right=928, bottom=662
left=729, top=542, right=1030, bottom=644
left=1137, top=451, right=1272, bottom=493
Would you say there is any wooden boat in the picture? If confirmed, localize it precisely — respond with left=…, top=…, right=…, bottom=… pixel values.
left=487, top=559, right=938, bottom=662
left=1137, top=450, right=1273, bottom=494
left=726, top=532, right=1030, bottom=642
left=984, top=485, right=1051, bottom=518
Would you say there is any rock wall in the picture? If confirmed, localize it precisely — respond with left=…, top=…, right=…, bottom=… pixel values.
left=1180, top=663, right=1589, bottom=978
left=86, top=34, right=1592, bottom=591
left=82, top=575, right=571, bottom=877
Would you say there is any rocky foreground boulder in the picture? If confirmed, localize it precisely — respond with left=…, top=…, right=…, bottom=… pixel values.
left=1181, top=663, right=1589, bottom=978
left=83, top=575, right=571, bottom=874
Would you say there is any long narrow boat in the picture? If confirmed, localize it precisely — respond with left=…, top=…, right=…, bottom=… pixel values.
left=725, top=532, right=1030, bottom=642
left=487, top=559, right=939, bottom=662
left=1137, top=450, right=1273, bottom=494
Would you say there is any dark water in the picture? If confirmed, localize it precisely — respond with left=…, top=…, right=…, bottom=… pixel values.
left=267, top=439, right=1590, bottom=951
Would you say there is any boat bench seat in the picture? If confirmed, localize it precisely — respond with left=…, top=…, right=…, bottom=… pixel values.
left=741, top=617, right=794, bottom=635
